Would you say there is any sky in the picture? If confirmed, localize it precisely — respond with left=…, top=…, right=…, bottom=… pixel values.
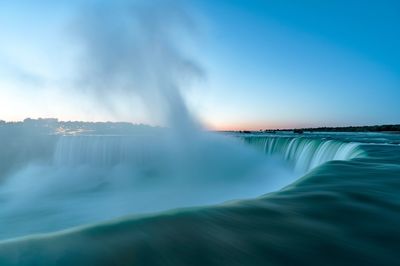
left=0, top=0, right=399, bottom=130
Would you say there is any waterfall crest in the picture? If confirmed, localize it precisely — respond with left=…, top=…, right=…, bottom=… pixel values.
left=243, top=136, right=364, bottom=173
left=53, top=136, right=149, bottom=166
left=54, top=135, right=364, bottom=174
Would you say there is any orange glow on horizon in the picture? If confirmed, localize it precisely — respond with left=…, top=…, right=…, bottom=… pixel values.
left=203, top=118, right=317, bottom=131
left=204, top=121, right=298, bottom=131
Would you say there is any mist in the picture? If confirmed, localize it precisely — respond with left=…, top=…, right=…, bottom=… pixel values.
left=0, top=0, right=297, bottom=240
left=0, top=132, right=296, bottom=240
left=74, top=0, right=203, bottom=129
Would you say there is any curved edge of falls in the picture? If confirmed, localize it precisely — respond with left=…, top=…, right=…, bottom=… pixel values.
left=241, top=135, right=365, bottom=173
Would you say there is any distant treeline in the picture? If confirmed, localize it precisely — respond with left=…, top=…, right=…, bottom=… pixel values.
left=294, top=124, right=400, bottom=133
left=0, top=118, right=161, bottom=135
left=234, top=124, right=400, bottom=134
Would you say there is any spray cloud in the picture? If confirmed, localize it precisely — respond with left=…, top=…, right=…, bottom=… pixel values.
left=75, top=0, right=203, bottom=128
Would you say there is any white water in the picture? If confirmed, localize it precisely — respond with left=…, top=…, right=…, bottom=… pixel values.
left=243, top=136, right=364, bottom=173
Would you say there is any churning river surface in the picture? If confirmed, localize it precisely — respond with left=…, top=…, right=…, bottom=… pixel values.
left=0, top=130, right=399, bottom=265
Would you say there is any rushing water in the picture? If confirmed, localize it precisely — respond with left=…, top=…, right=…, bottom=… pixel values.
left=242, top=135, right=364, bottom=172
left=0, top=132, right=400, bottom=265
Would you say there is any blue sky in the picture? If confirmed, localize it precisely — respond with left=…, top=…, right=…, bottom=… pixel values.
left=0, top=0, right=399, bottom=129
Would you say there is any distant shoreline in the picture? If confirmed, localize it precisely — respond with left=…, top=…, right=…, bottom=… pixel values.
left=227, top=124, right=400, bottom=134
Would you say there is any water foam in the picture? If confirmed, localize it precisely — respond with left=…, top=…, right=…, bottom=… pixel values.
left=243, top=135, right=364, bottom=173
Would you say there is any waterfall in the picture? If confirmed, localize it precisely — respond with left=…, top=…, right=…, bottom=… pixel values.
left=53, top=135, right=157, bottom=167
left=54, top=135, right=364, bottom=174
left=242, top=136, right=364, bottom=173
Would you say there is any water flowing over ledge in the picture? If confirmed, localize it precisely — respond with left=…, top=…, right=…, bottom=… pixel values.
left=52, top=134, right=365, bottom=172
left=241, top=135, right=365, bottom=173
left=53, top=136, right=149, bottom=166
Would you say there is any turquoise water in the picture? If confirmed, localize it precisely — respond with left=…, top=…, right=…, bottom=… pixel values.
left=0, top=132, right=399, bottom=265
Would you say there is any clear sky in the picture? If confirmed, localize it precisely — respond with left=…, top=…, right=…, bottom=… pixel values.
left=0, top=0, right=399, bottom=130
